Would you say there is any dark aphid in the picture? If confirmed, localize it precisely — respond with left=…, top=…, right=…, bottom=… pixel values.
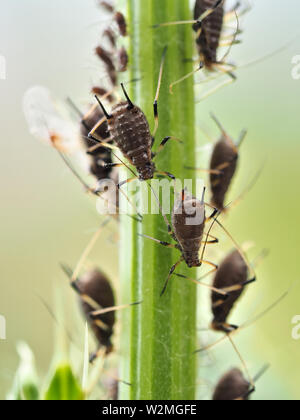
left=99, top=1, right=115, bottom=13
left=103, top=28, right=117, bottom=48
left=114, top=11, right=127, bottom=37
left=211, top=249, right=255, bottom=333
left=80, top=105, right=114, bottom=182
left=193, top=0, right=225, bottom=70
left=213, top=364, right=269, bottom=400
left=142, top=188, right=230, bottom=297
left=76, top=269, right=116, bottom=360
left=213, top=368, right=251, bottom=400
left=89, top=48, right=180, bottom=182
left=172, top=189, right=207, bottom=268
left=118, top=46, right=128, bottom=72
left=209, top=113, right=246, bottom=211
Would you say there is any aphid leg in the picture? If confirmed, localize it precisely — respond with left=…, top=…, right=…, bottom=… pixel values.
left=195, top=289, right=290, bottom=354
left=169, top=62, right=203, bottom=94
left=153, top=136, right=183, bottom=156
left=138, top=233, right=179, bottom=249
left=152, top=47, right=168, bottom=139
left=160, top=257, right=184, bottom=297
left=214, top=218, right=256, bottom=282
left=185, top=166, right=223, bottom=175
left=89, top=301, right=142, bottom=318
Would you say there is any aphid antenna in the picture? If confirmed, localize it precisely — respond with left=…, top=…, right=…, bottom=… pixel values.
left=153, top=46, right=168, bottom=136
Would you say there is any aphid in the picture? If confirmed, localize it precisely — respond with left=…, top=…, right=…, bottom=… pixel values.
left=213, top=365, right=269, bottom=401
left=193, top=0, right=227, bottom=71
left=153, top=0, right=239, bottom=92
left=76, top=268, right=116, bottom=360
left=209, top=113, right=246, bottom=211
left=62, top=264, right=140, bottom=363
left=211, top=249, right=255, bottom=333
left=103, top=28, right=117, bottom=48
left=118, top=46, right=128, bottom=72
left=95, top=46, right=117, bottom=86
left=89, top=47, right=181, bottom=183
left=142, top=187, right=252, bottom=297
left=99, top=1, right=127, bottom=37
left=114, top=11, right=127, bottom=37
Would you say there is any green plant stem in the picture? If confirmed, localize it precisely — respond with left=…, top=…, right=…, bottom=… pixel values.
left=119, top=0, right=197, bottom=400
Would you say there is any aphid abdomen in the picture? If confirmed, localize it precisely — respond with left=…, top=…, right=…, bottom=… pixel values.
left=211, top=250, right=248, bottom=329
left=210, top=136, right=238, bottom=210
left=77, top=269, right=115, bottom=353
left=193, top=0, right=224, bottom=67
left=108, top=102, right=155, bottom=180
left=172, top=191, right=206, bottom=267
left=80, top=107, right=113, bottom=181
left=213, top=368, right=250, bottom=401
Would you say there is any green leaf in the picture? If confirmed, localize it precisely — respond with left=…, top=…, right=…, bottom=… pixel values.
left=44, top=363, right=84, bottom=401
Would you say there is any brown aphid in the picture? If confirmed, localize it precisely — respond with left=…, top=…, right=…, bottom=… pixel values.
left=193, top=0, right=225, bottom=70
left=95, top=46, right=117, bottom=86
left=209, top=114, right=246, bottom=211
left=213, top=368, right=251, bottom=401
left=210, top=134, right=238, bottom=211
left=80, top=105, right=114, bottom=182
left=118, top=46, right=128, bottom=72
left=211, top=250, right=255, bottom=333
left=172, top=189, right=206, bottom=268
left=99, top=0, right=114, bottom=13
left=89, top=48, right=179, bottom=183
left=76, top=269, right=115, bottom=359
left=114, top=11, right=127, bottom=37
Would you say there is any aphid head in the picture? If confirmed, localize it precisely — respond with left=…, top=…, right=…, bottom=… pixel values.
left=172, top=188, right=206, bottom=229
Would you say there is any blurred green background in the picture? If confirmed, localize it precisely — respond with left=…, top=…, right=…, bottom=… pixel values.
left=0, top=0, right=300, bottom=400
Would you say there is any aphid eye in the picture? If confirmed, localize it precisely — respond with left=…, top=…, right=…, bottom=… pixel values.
left=192, top=202, right=196, bottom=208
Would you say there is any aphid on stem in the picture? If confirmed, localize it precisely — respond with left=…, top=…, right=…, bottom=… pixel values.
left=153, top=0, right=240, bottom=93
left=88, top=47, right=182, bottom=184
left=141, top=187, right=253, bottom=297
